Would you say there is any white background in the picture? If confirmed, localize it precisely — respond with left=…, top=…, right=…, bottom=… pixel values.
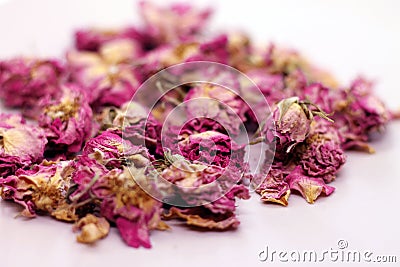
left=0, top=0, right=399, bottom=266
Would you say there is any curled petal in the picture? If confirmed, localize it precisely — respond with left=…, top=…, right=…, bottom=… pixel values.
left=164, top=207, right=240, bottom=230
left=74, top=214, right=110, bottom=244
left=0, top=58, right=64, bottom=118
left=286, top=166, right=335, bottom=204
left=0, top=114, right=47, bottom=176
left=39, top=84, right=93, bottom=153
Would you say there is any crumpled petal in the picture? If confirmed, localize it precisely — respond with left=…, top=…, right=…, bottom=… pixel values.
left=39, top=84, right=93, bottom=153
left=73, top=214, right=110, bottom=244
left=67, top=40, right=141, bottom=107
left=75, top=26, right=144, bottom=52
left=184, top=84, right=247, bottom=135
left=0, top=58, right=64, bottom=118
left=82, top=130, right=151, bottom=169
left=255, top=168, right=291, bottom=206
left=0, top=114, right=47, bottom=177
left=333, top=77, right=390, bottom=152
left=140, top=1, right=212, bottom=44
left=296, top=120, right=346, bottom=183
left=161, top=158, right=248, bottom=230
left=69, top=158, right=167, bottom=249
left=0, top=160, right=75, bottom=219
left=286, top=166, right=335, bottom=204
left=168, top=130, right=245, bottom=168
left=164, top=206, right=240, bottom=230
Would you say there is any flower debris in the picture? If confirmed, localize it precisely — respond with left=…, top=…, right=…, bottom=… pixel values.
left=0, top=2, right=397, bottom=248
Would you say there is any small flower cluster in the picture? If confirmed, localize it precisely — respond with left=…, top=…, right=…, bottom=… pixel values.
left=0, top=2, right=396, bottom=248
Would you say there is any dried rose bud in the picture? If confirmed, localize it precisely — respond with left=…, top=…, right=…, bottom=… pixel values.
left=296, top=120, right=346, bottom=183
left=39, top=84, right=93, bottom=153
left=162, top=159, right=249, bottom=230
left=265, top=97, right=313, bottom=158
left=67, top=39, right=141, bottom=107
left=185, top=35, right=230, bottom=64
left=225, top=32, right=253, bottom=70
left=120, top=116, right=163, bottom=159
left=264, top=44, right=338, bottom=88
left=82, top=130, right=153, bottom=169
left=179, top=118, right=227, bottom=136
left=172, top=130, right=245, bottom=168
left=0, top=160, right=76, bottom=220
left=333, top=77, right=390, bottom=152
left=265, top=45, right=308, bottom=75
left=92, top=102, right=164, bottom=159
left=0, top=58, right=64, bottom=118
left=0, top=114, right=47, bottom=177
left=140, top=1, right=212, bottom=44
left=184, top=84, right=247, bottom=135
left=284, top=69, right=308, bottom=93
left=138, top=36, right=229, bottom=77
left=75, top=27, right=144, bottom=52
left=244, top=70, right=286, bottom=103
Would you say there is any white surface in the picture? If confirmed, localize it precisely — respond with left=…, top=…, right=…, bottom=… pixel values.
left=1, top=1, right=400, bottom=266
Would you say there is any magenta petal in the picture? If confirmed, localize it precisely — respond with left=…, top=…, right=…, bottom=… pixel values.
left=116, top=217, right=152, bottom=249
left=286, top=166, right=335, bottom=204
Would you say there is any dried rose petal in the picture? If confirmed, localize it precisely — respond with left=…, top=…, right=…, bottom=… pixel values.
left=0, top=160, right=75, bottom=219
left=69, top=150, right=167, bottom=248
left=296, top=120, right=346, bottom=183
left=67, top=39, right=141, bottom=107
left=70, top=156, right=109, bottom=200
left=73, top=214, right=110, bottom=244
left=255, top=168, right=291, bottom=206
left=97, top=168, right=168, bottom=248
left=244, top=70, right=286, bottom=103
left=0, top=114, right=47, bottom=177
left=161, top=159, right=248, bottom=230
left=140, top=1, right=212, bottom=44
left=0, top=58, right=64, bottom=118
left=164, top=206, right=240, bottom=230
left=333, top=77, right=390, bottom=152
left=179, top=118, right=227, bottom=136
left=173, top=130, right=245, bottom=168
left=75, top=27, right=144, bottom=52
left=39, top=84, right=93, bottom=153
left=184, top=84, right=247, bottom=135
left=185, top=35, right=230, bottom=64
left=82, top=130, right=150, bottom=169
left=286, top=166, right=335, bottom=204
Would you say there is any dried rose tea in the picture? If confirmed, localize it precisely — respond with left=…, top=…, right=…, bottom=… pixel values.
left=0, top=1, right=397, bottom=249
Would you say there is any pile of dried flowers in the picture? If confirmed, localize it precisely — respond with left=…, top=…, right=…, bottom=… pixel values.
left=0, top=2, right=397, bottom=248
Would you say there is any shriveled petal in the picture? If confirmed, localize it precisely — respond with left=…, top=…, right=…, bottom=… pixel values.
left=74, top=214, right=110, bottom=244
left=286, top=167, right=335, bottom=204
left=116, top=217, right=151, bottom=248
left=164, top=207, right=240, bottom=230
